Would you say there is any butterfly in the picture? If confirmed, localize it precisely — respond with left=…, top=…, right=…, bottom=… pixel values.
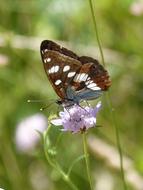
left=40, top=40, right=111, bottom=107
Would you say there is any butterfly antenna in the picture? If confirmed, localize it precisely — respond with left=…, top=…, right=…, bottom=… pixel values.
left=40, top=102, right=55, bottom=111
left=27, top=99, right=57, bottom=111
left=83, top=100, right=90, bottom=107
left=27, top=99, right=45, bottom=103
left=27, top=99, right=56, bottom=103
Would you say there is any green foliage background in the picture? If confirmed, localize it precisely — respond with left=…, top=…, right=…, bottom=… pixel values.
left=0, top=0, right=143, bottom=190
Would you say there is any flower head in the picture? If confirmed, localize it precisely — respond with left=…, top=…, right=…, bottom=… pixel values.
left=15, top=114, right=47, bottom=153
left=130, top=0, right=143, bottom=16
left=51, top=101, right=101, bottom=133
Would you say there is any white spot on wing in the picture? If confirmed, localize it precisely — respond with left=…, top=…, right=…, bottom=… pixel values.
left=90, top=86, right=101, bottom=91
left=47, top=58, right=51, bottom=62
left=74, top=73, right=88, bottom=82
left=79, top=73, right=84, bottom=81
left=74, top=74, right=80, bottom=82
left=87, top=83, right=97, bottom=88
left=54, top=65, right=59, bottom=73
left=44, top=59, right=47, bottom=63
left=83, top=74, right=88, bottom=81
left=48, top=65, right=59, bottom=73
left=63, top=65, right=70, bottom=72
left=79, top=73, right=88, bottom=81
left=55, top=79, right=62, bottom=85
left=50, top=66, right=55, bottom=73
left=85, top=80, right=93, bottom=85
left=44, top=57, right=51, bottom=63
left=67, top=72, right=76, bottom=77
left=44, top=49, right=48, bottom=52
left=87, top=82, right=101, bottom=91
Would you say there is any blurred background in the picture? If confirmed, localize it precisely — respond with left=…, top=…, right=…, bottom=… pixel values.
left=0, top=0, right=143, bottom=190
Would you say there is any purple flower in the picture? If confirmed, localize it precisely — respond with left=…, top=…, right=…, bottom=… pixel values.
left=15, top=114, right=47, bottom=153
left=51, top=101, right=101, bottom=133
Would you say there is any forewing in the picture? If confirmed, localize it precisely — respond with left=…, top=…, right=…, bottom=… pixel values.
left=40, top=40, right=82, bottom=99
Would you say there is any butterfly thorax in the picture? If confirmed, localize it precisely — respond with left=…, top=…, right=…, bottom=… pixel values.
left=56, top=99, right=77, bottom=107
left=56, top=86, right=79, bottom=107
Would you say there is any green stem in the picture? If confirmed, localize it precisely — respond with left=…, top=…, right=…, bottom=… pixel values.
left=88, top=0, right=105, bottom=66
left=88, top=0, right=127, bottom=189
left=44, top=124, right=79, bottom=190
left=82, top=133, right=93, bottom=190
left=67, top=155, right=85, bottom=176
left=106, top=93, right=127, bottom=190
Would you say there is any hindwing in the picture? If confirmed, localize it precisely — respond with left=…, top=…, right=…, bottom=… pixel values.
left=40, top=40, right=111, bottom=103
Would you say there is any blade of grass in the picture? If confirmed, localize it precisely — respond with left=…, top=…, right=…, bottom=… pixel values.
left=88, top=0, right=127, bottom=189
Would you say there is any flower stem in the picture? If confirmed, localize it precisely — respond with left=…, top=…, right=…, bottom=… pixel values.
left=82, top=133, right=93, bottom=190
left=88, top=0, right=105, bottom=66
left=43, top=124, right=79, bottom=190
left=88, top=0, right=127, bottom=189
left=106, top=93, right=128, bottom=190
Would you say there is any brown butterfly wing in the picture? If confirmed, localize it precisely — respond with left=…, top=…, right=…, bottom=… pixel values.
left=40, top=40, right=82, bottom=99
left=71, top=56, right=111, bottom=91
left=40, top=40, right=111, bottom=101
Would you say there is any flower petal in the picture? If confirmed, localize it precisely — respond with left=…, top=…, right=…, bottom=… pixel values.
left=84, top=117, right=96, bottom=128
left=51, top=119, right=62, bottom=126
left=91, top=101, right=102, bottom=117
